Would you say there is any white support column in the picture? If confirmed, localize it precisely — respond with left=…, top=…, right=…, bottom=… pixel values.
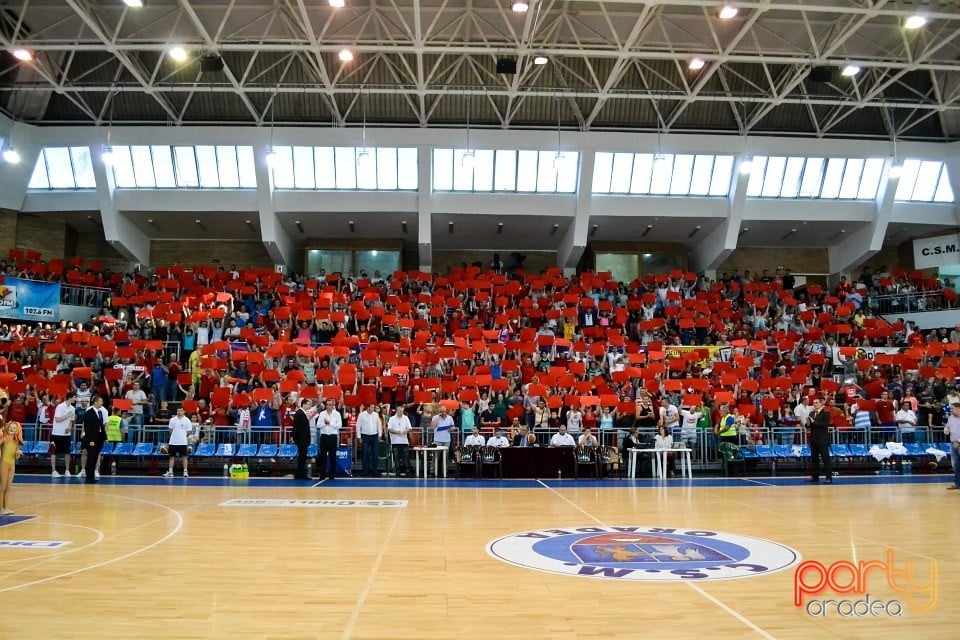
left=690, top=154, right=748, bottom=272
left=558, top=150, right=594, bottom=270
left=0, top=120, right=40, bottom=211
left=417, top=144, right=433, bottom=272
left=828, top=159, right=896, bottom=274
left=254, top=143, right=295, bottom=269
left=90, top=144, right=150, bottom=264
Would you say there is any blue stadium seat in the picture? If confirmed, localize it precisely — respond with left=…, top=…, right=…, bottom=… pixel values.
left=236, top=443, right=258, bottom=457
left=830, top=444, right=851, bottom=457
left=30, top=441, right=50, bottom=456
left=773, top=445, right=795, bottom=458
left=71, top=441, right=82, bottom=455
left=257, top=444, right=278, bottom=458
left=278, top=444, right=298, bottom=458
left=193, top=443, right=215, bottom=458
left=100, top=443, right=115, bottom=456
left=112, top=442, right=135, bottom=456
left=133, top=442, right=155, bottom=456
left=740, top=447, right=759, bottom=459
left=755, top=445, right=775, bottom=459
left=798, top=445, right=811, bottom=458
left=307, top=444, right=318, bottom=457
left=937, top=442, right=951, bottom=454
left=905, top=443, right=926, bottom=457
left=848, top=444, right=869, bottom=457
left=214, top=443, right=235, bottom=457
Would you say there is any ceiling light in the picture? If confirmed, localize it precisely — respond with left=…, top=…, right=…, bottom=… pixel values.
left=553, top=151, right=568, bottom=171
left=265, top=148, right=277, bottom=167
left=123, top=0, right=144, bottom=7
left=2, top=148, right=20, bottom=164
left=739, top=157, right=753, bottom=174
left=904, top=15, right=927, bottom=30
left=840, top=65, right=860, bottom=77
left=461, top=150, right=475, bottom=170
left=11, top=49, right=33, bottom=62
left=328, top=0, right=345, bottom=7
left=718, top=5, right=738, bottom=20
left=101, top=145, right=115, bottom=165
left=533, top=55, right=548, bottom=65
left=168, top=46, right=188, bottom=63
left=887, top=163, right=903, bottom=179
left=688, top=57, right=706, bottom=71
left=338, top=48, right=354, bottom=62
left=357, top=147, right=372, bottom=169
left=511, top=1, right=529, bottom=13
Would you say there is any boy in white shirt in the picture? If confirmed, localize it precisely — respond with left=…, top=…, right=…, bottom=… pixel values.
left=486, top=427, right=510, bottom=448
left=163, top=407, right=195, bottom=478
left=464, top=427, right=486, bottom=448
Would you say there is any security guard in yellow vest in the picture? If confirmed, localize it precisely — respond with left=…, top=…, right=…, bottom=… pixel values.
left=715, top=407, right=738, bottom=444
left=106, top=407, right=125, bottom=443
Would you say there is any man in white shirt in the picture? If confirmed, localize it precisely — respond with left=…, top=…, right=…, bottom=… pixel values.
left=486, top=427, right=510, bottom=448
left=163, top=406, right=195, bottom=478
left=124, top=381, right=148, bottom=443
left=895, top=406, right=918, bottom=443
left=51, top=392, right=77, bottom=477
left=565, top=407, right=583, bottom=435
left=387, top=405, right=412, bottom=476
left=356, top=403, right=383, bottom=477
left=550, top=424, right=576, bottom=448
left=317, top=400, right=343, bottom=480
left=464, top=427, right=486, bottom=448
left=679, top=406, right=702, bottom=449
left=794, top=397, right=813, bottom=429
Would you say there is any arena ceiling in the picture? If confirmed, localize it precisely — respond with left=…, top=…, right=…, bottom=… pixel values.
left=1, top=0, right=959, bottom=141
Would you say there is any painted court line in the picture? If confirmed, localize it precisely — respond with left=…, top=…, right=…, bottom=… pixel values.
left=740, top=478, right=775, bottom=487
left=536, top=480, right=777, bottom=640
left=0, top=493, right=183, bottom=593
left=312, top=478, right=328, bottom=488
left=341, top=508, right=403, bottom=640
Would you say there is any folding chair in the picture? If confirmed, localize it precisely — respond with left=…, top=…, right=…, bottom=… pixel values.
left=455, top=445, right=481, bottom=479
left=573, top=446, right=599, bottom=479
left=600, top=446, right=622, bottom=479
left=480, top=446, right=502, bottom=479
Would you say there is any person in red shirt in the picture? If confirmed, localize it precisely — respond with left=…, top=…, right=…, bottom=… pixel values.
left=875, top=390, right=898, bottom=440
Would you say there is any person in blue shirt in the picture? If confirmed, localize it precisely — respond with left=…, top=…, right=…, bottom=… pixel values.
left=150, top=361, right=169, bottom=405
left=251, top=399, right=274, bottom=444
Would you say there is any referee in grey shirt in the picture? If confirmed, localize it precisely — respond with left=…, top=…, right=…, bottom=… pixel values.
left=945, top=403, right=960, bottom=491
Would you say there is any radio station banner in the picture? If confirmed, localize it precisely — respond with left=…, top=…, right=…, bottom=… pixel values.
left=0, top=277, right=61, bottom=322
left=663, top=345, right=733, bottom=365
left=913, top=233, right=960, bottom=269
left=831, top=346, right=900, bottom=368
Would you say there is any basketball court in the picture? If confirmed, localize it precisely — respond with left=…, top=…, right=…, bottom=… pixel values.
left=0, top=474, right=954, bottom=639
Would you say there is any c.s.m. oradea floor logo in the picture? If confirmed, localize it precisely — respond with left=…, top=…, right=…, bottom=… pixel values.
left=487, top=526, right=800, bottom=581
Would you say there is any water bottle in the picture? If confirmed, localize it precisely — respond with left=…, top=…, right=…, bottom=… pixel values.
left=557, top=469, right=562, bottom=481
left=903, top=460, right=913, bottom=475
left=223, top=464, right=229, bottom=477
left=111, top=461, right=117, bottom=476
left=307, top=462, right=313, bottom=478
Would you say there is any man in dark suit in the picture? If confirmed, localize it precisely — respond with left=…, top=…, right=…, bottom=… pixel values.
left=292, top=399, right=313, bottom=480
left=81, top=395, right=108, bottom=484
left=807, top=398, right=833, bottom=484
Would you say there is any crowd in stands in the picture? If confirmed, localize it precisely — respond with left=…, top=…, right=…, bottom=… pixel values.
left=1, top=250, right=960, bottom=476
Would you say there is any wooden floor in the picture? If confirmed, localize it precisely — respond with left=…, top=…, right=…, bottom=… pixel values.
left=1, top=476, right=956, bottom=639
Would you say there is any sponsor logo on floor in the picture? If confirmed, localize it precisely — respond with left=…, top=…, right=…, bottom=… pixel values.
left=0, top=539, right=71, bottom=548
left=488, top=526, right=799, bottom=581
left=219, top=498, right=407, bottom=508
left=794, top=549, right=938, bottom=617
